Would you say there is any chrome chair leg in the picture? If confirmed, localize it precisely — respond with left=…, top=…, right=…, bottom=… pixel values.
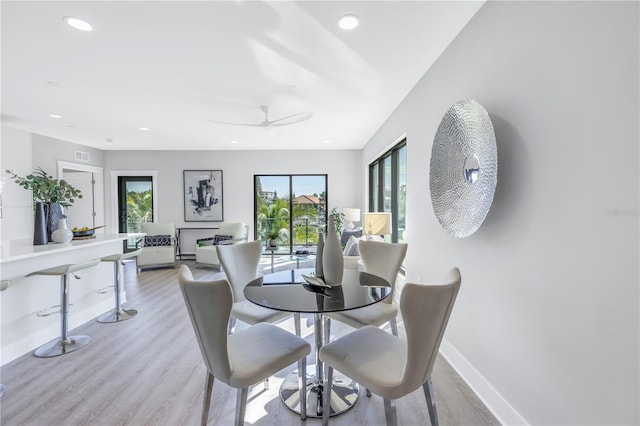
left=423, top=378, right=439, bottom=426
left=235, top=387, right=248, bottom=426
left=390, top=317, right=399, bottom=336
left=383, top=398, right=397, bottom=426
left=227, top=317, right=236, bottom=334
left=294, top=312, right=301, bottom=337
left=201, top=372, right=214, bottom=426
left=298, top=355, right=307, bottom=420
left=324, top=317, right=331, bottom=345
left=322, top=366, right=333, bottom=426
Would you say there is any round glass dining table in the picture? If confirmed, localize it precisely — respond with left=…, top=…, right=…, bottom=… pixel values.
left=244, top=268, right=391, bottom=418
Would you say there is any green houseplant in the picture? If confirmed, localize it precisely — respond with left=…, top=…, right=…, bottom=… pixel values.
left=6, top=167, right=82, bottom=207
left=6, top=167, right=83, bottom=244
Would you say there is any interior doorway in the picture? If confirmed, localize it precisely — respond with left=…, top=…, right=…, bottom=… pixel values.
left=57, top=161, right=104, bottom=233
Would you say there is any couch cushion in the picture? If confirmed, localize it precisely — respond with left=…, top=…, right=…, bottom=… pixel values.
left=214, top=234, right=233, bottom=245
left=144, top=234, right=172, bottom=247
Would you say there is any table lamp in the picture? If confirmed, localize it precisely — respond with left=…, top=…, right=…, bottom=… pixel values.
left=343, top=208, right=361, bottom=230
left=362, top=212, right=391, bottom=239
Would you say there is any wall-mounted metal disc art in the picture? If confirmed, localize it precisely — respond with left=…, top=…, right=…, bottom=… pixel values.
left=429, top=99, right=497, bottom=238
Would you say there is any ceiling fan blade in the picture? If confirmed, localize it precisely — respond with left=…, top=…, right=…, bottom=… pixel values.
left=209, top=119, right=267, bottom=127
left=268, top=111, right=313, bottom=127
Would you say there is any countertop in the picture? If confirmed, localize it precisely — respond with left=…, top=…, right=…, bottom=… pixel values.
left=0, top=233, right=144, bottom=263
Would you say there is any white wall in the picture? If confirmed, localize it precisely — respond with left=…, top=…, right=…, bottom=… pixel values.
left=363, top=2, right=638, bottom=425
left=104, top=149, right=362, bottom=241
left=0, top=126, right=33, bottom=241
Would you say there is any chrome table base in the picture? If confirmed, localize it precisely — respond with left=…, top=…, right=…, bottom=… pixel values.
left=280, top=365, right=359, bottom=418
left=280, top=313, right=359, bottom=418
left=34, top=335, right=91, bottom=357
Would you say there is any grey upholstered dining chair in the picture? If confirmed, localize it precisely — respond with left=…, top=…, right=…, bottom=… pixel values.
left=216, top=240, right=302, bottom=337
left=324, top=240, right=407, bottom=341
left=319, top=267, right=461, bottom=426
left=178, top=265, right=311, bottom=426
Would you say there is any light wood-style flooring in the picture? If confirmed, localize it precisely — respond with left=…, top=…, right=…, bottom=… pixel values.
left=0, top=258, right=499, bottom=426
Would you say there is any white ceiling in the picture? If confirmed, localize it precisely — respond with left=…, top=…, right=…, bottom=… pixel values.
left=1, top=1, right=484, bottom=151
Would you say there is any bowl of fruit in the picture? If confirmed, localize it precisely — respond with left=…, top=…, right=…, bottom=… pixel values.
left=72, top=225, right=106, bottom=238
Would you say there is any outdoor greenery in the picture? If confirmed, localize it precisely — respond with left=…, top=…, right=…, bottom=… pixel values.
left=126, top=189, right=153, bottom=233
left=5, top=167, right=82, bottom=207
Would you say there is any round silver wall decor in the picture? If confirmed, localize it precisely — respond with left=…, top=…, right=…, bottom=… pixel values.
left=429, top=99, right=497, bottom=238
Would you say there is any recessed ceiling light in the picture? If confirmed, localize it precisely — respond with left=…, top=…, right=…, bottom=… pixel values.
left=324, top=140, right=332, bottom=144
left=139, top=127, right=150, bottom=131
left=63, top=16, right=93, bottom=32
left=338, top=14, right=360, bottom=30
left=48, top=114, right=62, bottom=119
left=231, top=140, right=238, bottom=144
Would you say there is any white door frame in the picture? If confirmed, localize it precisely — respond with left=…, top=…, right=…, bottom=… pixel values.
left=110, top=171, right=159, bottom=232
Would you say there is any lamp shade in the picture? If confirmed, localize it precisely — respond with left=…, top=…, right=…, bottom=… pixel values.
left=343, top=208, right=361, bottom=222
left=362, top=212, right=392, bottom=236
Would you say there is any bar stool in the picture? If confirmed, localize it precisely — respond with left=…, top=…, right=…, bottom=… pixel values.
left=97, top=249, right=141, bottom=323
left=26, top=259, right=100, bottom=357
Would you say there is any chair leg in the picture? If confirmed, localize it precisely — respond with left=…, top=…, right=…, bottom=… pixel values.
left=201, top=372, right=214, bottom=426
left=235, top=387, right=248, bottom=426
left=298, top=355, right=307, bottom=420
left=324, top=317, right=331, bottom=346
left=390, top=317, right=399, bottom=336
left=322, top=366, right=333, bottom=426
left=423, top=378, right=439, bottom=426
left=294, top=312, right=301, bottom=337
left=383, top=398, right=397, bottom=426
left=227, top=317, right=236, bottom=335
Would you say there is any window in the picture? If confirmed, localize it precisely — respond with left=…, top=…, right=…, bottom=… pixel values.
left=369, top=139, right=406, bottom=244
left=254, top=175, right=328, bottom=254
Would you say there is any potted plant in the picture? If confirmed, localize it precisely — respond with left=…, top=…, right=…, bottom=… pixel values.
left=267, top=228, right=280, bottom=248
left=5, top=167, right=83, bottom=244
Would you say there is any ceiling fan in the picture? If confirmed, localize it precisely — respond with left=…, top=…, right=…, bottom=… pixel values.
left=210, top=105, right=313, bottom=128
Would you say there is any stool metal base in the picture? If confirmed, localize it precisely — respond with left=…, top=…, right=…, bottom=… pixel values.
left=97, top=308, right=138, bottom=323
left=34, top=335, right=91, bottom=357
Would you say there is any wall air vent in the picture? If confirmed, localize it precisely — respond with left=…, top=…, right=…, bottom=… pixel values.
left=74, top=150, right=89, bottom=162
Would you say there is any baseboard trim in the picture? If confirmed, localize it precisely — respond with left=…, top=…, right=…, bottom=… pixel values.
left=440, top=338, right=529, bottom=426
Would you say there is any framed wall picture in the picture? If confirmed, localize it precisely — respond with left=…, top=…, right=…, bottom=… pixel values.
left=183, top=170, right=223, bottom=222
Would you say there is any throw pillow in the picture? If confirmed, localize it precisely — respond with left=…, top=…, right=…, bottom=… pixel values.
left=144, top=234, right=172, bottom=247
left=213, top=234, right=233, bottom=245
left=340, top=228, right=363, bottom=248
left=343, top=235, right=358, bottom=256
left=346, top=241, right=360, bottom=256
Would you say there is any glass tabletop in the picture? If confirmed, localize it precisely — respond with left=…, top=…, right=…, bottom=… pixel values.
left=244, top=268, right=391, bottom=314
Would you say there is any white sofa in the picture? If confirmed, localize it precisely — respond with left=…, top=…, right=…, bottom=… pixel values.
left=137, top=222, right=177, bottom=272
left=195, top=222, right=248, bottom=270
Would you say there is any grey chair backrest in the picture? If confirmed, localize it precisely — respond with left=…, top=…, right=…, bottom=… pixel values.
left=401, top=267, right=461, bottom=391
left=216, top=240, right=262, bottom=302
left=178, top=265, right=233, bottom=384
left=359, top=240, right=408, bottom=303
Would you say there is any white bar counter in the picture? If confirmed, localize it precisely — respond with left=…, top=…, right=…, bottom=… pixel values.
left=0, top=234, right=141, bottom=365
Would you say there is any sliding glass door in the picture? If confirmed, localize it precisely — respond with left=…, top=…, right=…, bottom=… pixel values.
left=118, top=176, right=153, bottom=250
left=254, top=175, right=327, bottom=254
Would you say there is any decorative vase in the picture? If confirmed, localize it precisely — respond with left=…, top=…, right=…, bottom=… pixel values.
left=322, top=215, right=344, bottom=287
left=315, top=232, right=324, bottom=279
left=33, top=202, right=48, bottom=245
left=46, top=202, right=64, bottom=242
left=52, top=218, right=73, bottom=243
